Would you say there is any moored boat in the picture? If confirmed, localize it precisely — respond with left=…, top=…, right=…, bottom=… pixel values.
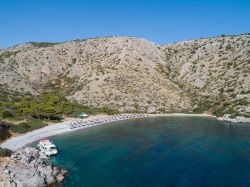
left=38, top=139, right=58, bottom=156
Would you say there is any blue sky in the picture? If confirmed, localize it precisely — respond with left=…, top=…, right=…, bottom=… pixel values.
left=1, top=0, right=250, bottom=49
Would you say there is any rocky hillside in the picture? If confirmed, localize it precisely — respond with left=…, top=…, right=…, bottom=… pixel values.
left=0, top=34, right=249, bottom=116
left=164, top=34, right=250, bottom=117
left=0, top=37, right=191, bottom=113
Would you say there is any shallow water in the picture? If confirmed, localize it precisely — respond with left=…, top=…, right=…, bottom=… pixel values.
left=51, top=117, right=250, bottom=187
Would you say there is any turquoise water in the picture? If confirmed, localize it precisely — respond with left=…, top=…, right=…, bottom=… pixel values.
left=51, top=117, right=250, bottom=187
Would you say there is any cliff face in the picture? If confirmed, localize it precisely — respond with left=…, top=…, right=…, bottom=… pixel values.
left=0, top=34, right=249, bottom=116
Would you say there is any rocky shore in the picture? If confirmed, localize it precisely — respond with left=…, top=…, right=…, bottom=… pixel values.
left=0, top=147, right=67, bottom=187
left=218, top=114, right=250, bottom=124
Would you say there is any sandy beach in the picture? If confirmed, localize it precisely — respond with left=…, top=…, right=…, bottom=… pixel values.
left=0, top=113, right=215, bottom=151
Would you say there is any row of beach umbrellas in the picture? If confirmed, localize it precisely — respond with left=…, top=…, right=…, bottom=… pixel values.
left=67, top=114, right=149, bottom=129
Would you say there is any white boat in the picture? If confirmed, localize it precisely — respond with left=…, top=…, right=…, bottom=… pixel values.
left=38, top=139, right=58, bottom=156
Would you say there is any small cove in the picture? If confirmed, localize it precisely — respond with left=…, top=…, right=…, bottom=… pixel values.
left=50, top=117, right=250, bottom=187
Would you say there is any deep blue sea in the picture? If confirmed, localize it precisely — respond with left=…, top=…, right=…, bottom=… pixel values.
left=50, top=117, right=250, bottom=187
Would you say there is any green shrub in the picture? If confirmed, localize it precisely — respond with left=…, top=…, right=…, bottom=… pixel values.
left=1, top=92, right=122, bottom=129
left=30, top=42, right=58, bottom=48
left=0, top=51, right=19, bottom=60
left=229, top=113, right=237, bottom=119
left=0, top=121, right=11, bottom=141
left=213, top=107, right=225, bottom=117
left=99, top=107, right=119, bottom=115
left=226, top=44, right=232, bottom=50
left=9, top=120, right=47, bottom=134
left=0, top=147, right=12, bottom=157
left=1, top=110, right=13, bottom=118
left=158, top=108, right=166, bottom=113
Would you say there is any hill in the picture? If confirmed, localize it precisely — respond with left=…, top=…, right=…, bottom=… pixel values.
left=0, top=34, right=249, bottom=117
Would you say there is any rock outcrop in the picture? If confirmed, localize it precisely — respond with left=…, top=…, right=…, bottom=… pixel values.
left=218, top=114, right=250, bottom=123
left=0, top=147, right=67, bottom=187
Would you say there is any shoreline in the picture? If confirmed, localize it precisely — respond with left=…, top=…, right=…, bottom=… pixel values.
left=0, top=113, right=242, bottom=151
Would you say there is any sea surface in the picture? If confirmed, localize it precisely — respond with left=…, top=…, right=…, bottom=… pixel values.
left=51, top=117, right=250, bottom=187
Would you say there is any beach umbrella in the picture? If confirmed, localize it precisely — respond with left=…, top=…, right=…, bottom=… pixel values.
left=79, top=113, right=88, bottom=118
